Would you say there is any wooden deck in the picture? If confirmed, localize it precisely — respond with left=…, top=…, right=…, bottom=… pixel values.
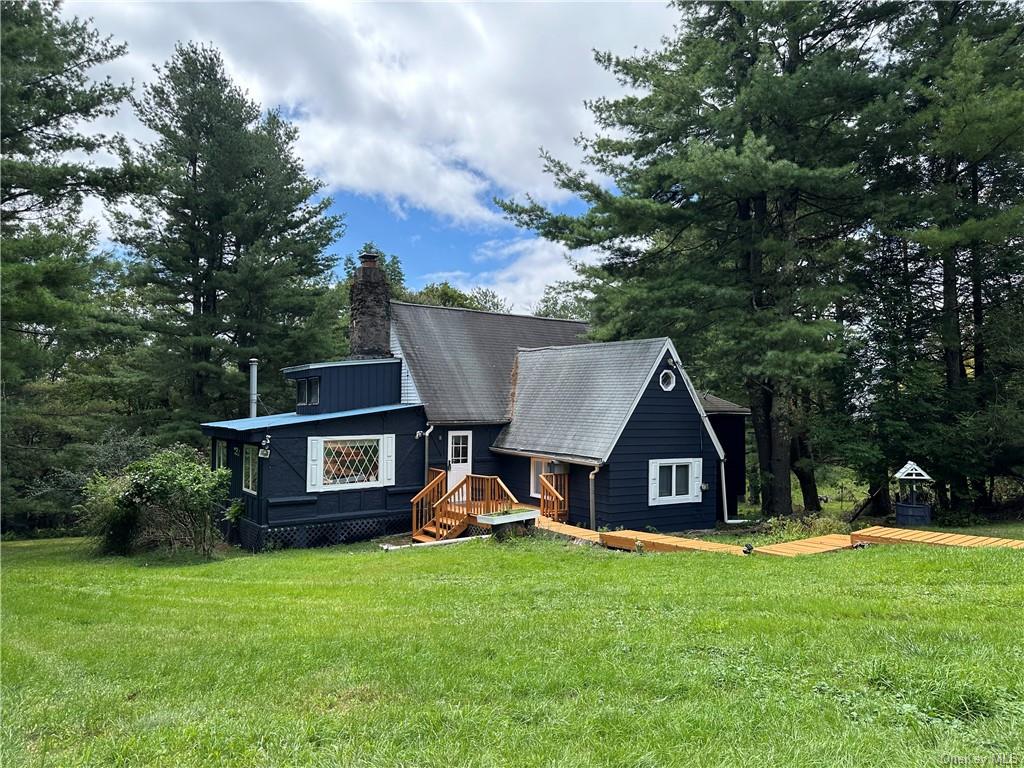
left=851, top=525, right=1024, bottom=550
left=753, top=534, right=854, bottom=558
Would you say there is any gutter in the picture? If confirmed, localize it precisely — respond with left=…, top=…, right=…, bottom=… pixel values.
left=721, top=460, right=754, bottom=525
left=489, top=445, right=603, bottom=467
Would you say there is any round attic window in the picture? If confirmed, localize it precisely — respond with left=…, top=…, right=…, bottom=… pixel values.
left=660, top=369, right=677, bottom=392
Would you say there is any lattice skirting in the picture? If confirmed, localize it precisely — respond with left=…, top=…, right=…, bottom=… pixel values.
left=239, top=514, right=410, bottom=553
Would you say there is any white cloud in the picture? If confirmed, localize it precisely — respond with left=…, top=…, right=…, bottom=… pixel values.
left=420, top=237, right=602, bottom=312
left=63, top=1, right=674, bottom=224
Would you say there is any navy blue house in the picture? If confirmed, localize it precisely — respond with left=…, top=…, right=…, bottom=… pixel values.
left=202, top=251, right=748, bottom=550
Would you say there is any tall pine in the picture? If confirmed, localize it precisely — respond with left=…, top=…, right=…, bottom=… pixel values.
left=502, top=2, right=895, bottom=516
left=115, top=44, right=344, bottom=442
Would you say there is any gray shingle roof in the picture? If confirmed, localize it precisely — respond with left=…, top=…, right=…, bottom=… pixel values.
left=390, top=302, right=589, bottom=423
left=699, top=393, right=750, bottom=415
left=492, top=338, right=671, bottom=463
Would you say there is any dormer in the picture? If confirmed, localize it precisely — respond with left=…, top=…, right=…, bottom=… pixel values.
left=282, top=358, right=402, bottom=415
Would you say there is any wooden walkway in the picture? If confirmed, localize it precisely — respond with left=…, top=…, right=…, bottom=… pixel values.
left=754, top=534, right=854, bottom=558
left=535, top=517, right=1023, bottom=558
left=534, top=516, right=602, bottom=543
left=851, top=526, right=1024, bottom=550
left=600, top=529, right=748, bottom=556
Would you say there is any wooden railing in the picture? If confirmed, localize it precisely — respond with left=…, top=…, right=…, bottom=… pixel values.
left=434, top=474, right=519, bottom=521
left=411, top=468, right=447, bottom=535
left=539, top=472, right=569, bottom=521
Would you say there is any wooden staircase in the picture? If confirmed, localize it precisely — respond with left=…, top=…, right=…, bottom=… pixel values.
left=412, top=470, right=520, bottom=543
left=539, top=472, right=569, bottom=522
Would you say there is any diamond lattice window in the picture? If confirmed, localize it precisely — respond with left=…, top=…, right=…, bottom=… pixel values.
left=322, top=438, right=380, bottom=487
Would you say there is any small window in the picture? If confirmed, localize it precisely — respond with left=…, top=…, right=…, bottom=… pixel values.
left=648, top=458, right=701, bottom=505
left=530, top=457, right=567, bottom=498
left=307, top=434, right=396, bottom=492
left=297, top=377, right=320, bottom=406
left=659, top=369, right=676, bottom=392
left=243, top=444, right=259, bottom=495
left=214, top=440, right=228, bottom=469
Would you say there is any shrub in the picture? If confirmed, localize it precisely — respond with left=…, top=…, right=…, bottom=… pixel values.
left=764, top=514, right=851, bottom=541
left=80, top=446, right=230, bottom=557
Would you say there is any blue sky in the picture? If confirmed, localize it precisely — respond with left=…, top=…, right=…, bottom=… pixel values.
left=68, top=1, right=674, bottom=310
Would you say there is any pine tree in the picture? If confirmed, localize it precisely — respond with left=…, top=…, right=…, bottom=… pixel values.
left=115, top=43, right=344, bottom=442
left=1, top=0, right=133, bottom=531
left=501, top=2, right=897, bottom=516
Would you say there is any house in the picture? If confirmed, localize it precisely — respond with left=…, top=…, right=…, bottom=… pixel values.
left=202, top=250, right=749, bottom=551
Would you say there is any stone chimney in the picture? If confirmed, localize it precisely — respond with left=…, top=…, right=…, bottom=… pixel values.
left=349, top=248, right=392, bottom=358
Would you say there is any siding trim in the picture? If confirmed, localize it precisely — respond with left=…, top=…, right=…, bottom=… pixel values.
left=389, top=324, right=422, bottom=404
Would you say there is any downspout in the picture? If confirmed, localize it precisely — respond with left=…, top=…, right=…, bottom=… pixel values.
left=415, top=423, right=435, bottom=485
left=248, top=358, right=258, bottom=418
left=721, top=460, right=754, bottom=525
left=589, top=465, right=601, bottom=530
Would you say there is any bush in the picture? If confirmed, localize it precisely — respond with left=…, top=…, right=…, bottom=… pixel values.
left=764, top=514, right=851, bottom=541
left=80, top=446, right=230, bottom=557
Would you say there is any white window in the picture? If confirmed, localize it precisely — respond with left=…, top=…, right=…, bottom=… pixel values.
left=648, top=458, right=702, bottom=505
left=214, top=440, right=228, bottom=469
left=296, top=377, right=320, bottom=406
left=659, top=369, right=676, bottom=391
left=530, top=457, right=567, bottom=498
left=307, top=434, right=395, bottom=492
left=243, top=444, right=259, bottom=495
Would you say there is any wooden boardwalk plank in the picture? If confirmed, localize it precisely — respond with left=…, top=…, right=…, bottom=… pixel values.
left=849, top=526, right=1024, bottom=551
left=599, top=530, right=748, bottom=556
left=754, top=534, right=854, bottom=558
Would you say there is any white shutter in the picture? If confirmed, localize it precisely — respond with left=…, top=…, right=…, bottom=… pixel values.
left=648, top=459, right=659, bottom=505
left=692, top=459, right=703, bottom=498
left=381, top=435, right=396, bottom=486
left=307, top=437, right=322, bottom=492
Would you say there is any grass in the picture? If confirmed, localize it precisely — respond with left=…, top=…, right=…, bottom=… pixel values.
left=3, top=530, right=1024, bottom=767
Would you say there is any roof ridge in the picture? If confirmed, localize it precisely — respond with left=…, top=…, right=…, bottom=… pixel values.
left=517, top=337, right=669, bottom=354
left=392, top=300, right=588, bottom=325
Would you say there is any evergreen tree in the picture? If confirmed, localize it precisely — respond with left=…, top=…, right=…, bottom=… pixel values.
left=1, top=0, right=133, bottom=531
left=501, top=2, right=896, bottom=516
left=115, top=43, right=344, bottom=442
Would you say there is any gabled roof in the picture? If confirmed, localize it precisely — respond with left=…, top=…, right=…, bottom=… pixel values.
left=492, top=338, right=725, bottom=465
left=895, top=461, right=932, bottom=481
left=390, top=302, right=588, bottom=424
left=201, top=404, right=420, bottom=434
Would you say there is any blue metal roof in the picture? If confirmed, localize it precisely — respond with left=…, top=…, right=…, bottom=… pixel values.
left=201, top=403, right=420, bottom=432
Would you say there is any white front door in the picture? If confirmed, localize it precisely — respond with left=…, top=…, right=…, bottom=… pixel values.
left=447, top=430, right=472, bottom=489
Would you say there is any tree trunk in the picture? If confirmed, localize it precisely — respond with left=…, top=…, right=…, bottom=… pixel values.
left=746, top=377, right=774, bottom=517
left=768, top=383, right=794, bottom=517
left=791, top=435, right=821, bottom=512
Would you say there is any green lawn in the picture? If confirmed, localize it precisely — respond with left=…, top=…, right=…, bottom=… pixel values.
left=3, top=534, right=1023, bottom=767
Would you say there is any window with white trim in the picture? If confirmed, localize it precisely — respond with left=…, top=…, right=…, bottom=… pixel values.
left=659, top=369, right=676, bottom=391
left=214, top=440, right=228, bottom=469
left=242, top=444, right=259, bottom=494
left=530, top=457, right=567, bottom=498
left=648, top=458, right=702, bottom=505
left=307, top=434, right=395, bottom=492
left=296, top=377, right=320, bottom=406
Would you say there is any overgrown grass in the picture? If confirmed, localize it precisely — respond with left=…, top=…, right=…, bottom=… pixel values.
left=3, top=532, right=1023, bottom=767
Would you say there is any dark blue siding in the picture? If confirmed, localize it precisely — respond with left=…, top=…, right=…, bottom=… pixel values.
left=286, top=359, right=401, bottom=415
left=258, top=407, right=426, bottom=526
left=708, top=413, right=745, bottom=519
left=427, top=424, right=505, bottom=478
left=603, top=354, right=720, bottom=531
